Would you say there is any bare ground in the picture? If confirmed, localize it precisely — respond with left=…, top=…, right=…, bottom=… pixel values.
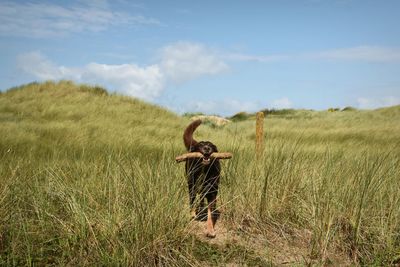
left=184, top=217, right=353, bottom=266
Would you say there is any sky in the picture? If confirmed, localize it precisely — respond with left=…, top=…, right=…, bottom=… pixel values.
left=1, top=0, right=400, bottom=116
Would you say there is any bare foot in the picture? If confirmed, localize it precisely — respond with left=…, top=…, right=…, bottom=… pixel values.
left=206, top=231, right=216, bottom=238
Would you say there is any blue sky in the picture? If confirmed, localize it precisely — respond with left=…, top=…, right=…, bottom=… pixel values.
left=1, top=0, right=400, bottom=115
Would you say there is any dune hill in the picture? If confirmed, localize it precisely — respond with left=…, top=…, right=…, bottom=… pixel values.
left=0, top=81, right=186, bottom=160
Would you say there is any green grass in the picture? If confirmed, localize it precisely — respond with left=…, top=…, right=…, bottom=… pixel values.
left=1, top=81, right=400, bottom=266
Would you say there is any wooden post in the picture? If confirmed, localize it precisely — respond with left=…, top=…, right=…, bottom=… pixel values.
left=255, top=112, right=264, bottom=159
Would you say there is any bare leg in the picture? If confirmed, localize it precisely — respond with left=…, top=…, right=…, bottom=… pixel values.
left=188, top=173, right=197, bottom=219
left=206, top=195, right=217, bottom=238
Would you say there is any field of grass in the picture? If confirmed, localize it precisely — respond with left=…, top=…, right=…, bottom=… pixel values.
left=1, top=81, right=399, bottom=266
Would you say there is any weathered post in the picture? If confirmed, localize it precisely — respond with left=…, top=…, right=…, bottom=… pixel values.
left=255, top=111, right=264, bottom=159
left=256, top=111, right=267, bottom=217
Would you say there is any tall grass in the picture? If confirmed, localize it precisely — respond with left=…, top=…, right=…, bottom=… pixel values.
left=1, top=81, right=399, bottom=265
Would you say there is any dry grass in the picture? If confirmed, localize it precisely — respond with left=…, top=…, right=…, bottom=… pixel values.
left=1, top=81, right=399, bottom=266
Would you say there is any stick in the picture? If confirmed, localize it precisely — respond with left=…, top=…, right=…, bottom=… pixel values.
left=175, top=152, right=233, bottom=163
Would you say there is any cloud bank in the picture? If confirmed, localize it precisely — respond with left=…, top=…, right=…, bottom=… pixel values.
left=357, top=96, right=400, bottom=109
left=17, top=42, right=228, bottom=100
left=227, top=46, right=400, bottom=63
left=179, top=97, right=293, bottom=116
left=160, top=42, right=228, bottom=83
left=270, top=97, right=292, bottom=109
left=16, top=42, right=399, bottom=114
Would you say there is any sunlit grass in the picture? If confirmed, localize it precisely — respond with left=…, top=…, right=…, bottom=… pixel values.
left=1, top=81, right=399, bottom=265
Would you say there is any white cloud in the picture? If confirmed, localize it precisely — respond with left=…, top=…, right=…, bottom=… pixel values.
left=16, top=42, right=229, bottom=100
left=226, top=46, right=400, bottom=63
left=225, top=53, right=291, bottom=63
left=0, top=1, right=160, bottom=38
left=308, top=46, right=400, bottom=62
left=160, top=42, right=228, bottom=83
left=357, top=96, right=400, bottom=109
left=17, top=52, right=164, bottom=100
left=82, top=63, right=164, bottom=99
left=17, top=52, right=69, bottom=80
left=175, top=97, right=293, bottom=116
left=270, top=97, right=292, bottom=109
left=16, top=49, right=299, bottom=115
left=188, top=99, right=260, bottom=116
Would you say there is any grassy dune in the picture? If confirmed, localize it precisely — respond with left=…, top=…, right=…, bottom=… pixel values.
left=1, top=81, right=399, bottom=266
